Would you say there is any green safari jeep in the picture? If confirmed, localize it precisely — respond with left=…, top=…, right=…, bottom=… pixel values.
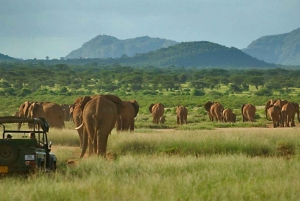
left=0, top=116, right=57, bottom=174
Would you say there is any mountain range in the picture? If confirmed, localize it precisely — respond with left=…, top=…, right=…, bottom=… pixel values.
left=113, top=41, right=273, bottom=68
left=1, top=28, right=300, bottom=67
left=65, top=35, right=178, bottom=59
left=243, top=28, right=300, bottom=65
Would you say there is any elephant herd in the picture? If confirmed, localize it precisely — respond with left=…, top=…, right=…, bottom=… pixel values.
left=148, top=103, right=188, bottom=125
left=15, top=96, right=189, bottom=158
left=204, top=99, right=300, bottom=128
left=265, top=99, right=300, bottom=128
left=17, top=101, right=66, bottom=129
left=204, top=101, right=256, bottom=123
left=17, top=97, right=299, bottom=158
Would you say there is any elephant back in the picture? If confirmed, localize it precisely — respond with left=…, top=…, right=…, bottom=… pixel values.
left=103, top=94, right=123, bottom=115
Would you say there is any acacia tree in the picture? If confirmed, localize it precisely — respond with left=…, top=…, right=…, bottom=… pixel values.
left=245, top=76, right=265, bottom=90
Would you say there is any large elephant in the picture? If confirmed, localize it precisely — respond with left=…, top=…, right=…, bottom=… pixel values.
left=76, top=94, right=123, bottom=158
left=222, top=108, right=236, bottom=123
left=28, top=102, right=65, bottom=128
left=71, top=96, right=92, bottom=148
left=281, top=102, right=299, bottom=127
left=267, top=104, right=282, bottom=128
left=241, top=103, right=256, bottom=122
left=176, top=105, right=188, bottom=124
left=149, top=103, right=165, bottom=124
left=116, top=100, right=139, bottom=132
left=204, top=101, right=224, bottom=122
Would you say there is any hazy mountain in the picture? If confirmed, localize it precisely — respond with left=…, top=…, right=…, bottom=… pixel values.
left=243, top=28, right=300, bottom=65
left=65, top=35, right=178, bottom=59
left=117, top=41, right=274, bottom=68
left=0, top=53, right=17, bottom=61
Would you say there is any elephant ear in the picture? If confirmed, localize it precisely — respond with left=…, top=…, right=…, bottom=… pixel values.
left=79, top=96, right=92, bottom=111
left=149, top=104, right=154, bottom=113
left=73, top=96, right=84, bottom=106
left=130, top=100, right=139, bottom=117
left=23, top=101, right=33, bottom=117
left=29, top=102, right=40, bottom=118
left=18, top=102, right=26, bottom=117
left=241, top=104, right=245, bottom=112
left=103, top=94, right=123, bottom=115
left=204, top=101, right=213, bottom=112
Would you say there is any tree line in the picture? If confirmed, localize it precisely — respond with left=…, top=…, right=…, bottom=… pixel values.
left=0, top=62, right=299, bottom=97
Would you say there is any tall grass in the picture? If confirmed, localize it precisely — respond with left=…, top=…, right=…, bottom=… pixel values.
left=1, top=127, right=300, bottom=200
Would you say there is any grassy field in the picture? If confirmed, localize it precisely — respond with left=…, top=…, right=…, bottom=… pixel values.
left=1, top=123, right=300, bottom=200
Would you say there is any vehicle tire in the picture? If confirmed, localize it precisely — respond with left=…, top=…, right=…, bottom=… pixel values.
left=0, top=144, right=19, bottom=165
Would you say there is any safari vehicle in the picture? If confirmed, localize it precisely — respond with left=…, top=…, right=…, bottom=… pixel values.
left=0, top=116, right=56, bottom=174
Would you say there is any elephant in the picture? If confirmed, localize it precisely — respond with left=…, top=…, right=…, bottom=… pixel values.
left=267, top=104, right=282, bottom=128
left=28, top=102, right=65, bottom=129
left=149, top=103, right=165, bottom=124
left=71, top=96, right=93, bottom=148
left=204, top=101, right=224, bottom=122
left=116, top=100, right=139, bottom=132
left=176, top=105, right=188, bottom=124
left=241, top=103, right=256, bottom=122
left=264, top=99, right=276, bottom=120
left=265, top=99, right=288, bottom=120
left=60, top=104, right=72, bottom=121
left=293, top=102, right=300, bottom=123
left=17, top=101, right=34, bottom=129
left=159, top=116, right=166, bottom=124
left=281, top=102, right=299, bottom=127
left=222, top=108, right=236, bottom=123
left=76, top=94, right=123, bottom=158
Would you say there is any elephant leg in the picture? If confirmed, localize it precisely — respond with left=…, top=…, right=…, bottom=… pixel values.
left=116, top=117, right=122, bottom=132
left=291, top=117, right=295, bottom=127
left=77, top=128, right=83, bottom=148
left=97, top=128, right=109, bottom=157
left=84, top=123, right=96, bottom=156
left=130, top=120, right=134, bottom=132
left=80, top=128, right=88, bottom=158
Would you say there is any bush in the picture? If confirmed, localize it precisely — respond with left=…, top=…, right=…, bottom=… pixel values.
left=254, top=88, right=272, bottom=96
left=191, top=89, right=205, bottom=96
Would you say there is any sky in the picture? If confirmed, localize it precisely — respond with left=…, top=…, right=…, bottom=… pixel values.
left=0, top=0, right=300, bottom=60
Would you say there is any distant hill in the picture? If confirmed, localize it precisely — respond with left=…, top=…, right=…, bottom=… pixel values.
left=0, top=53, right=17, bottom=61
left=243, top=28, right=300, bottom=65
left=117, top=41, right=274, bottom=68
left=65, top=35, right=178, bottom=59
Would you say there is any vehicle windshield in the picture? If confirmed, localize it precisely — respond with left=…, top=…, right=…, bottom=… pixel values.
left=0, top=117, right=48, bottom=144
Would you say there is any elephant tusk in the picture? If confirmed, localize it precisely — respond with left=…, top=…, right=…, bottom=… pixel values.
left=75, top=123, right=83, bottom=130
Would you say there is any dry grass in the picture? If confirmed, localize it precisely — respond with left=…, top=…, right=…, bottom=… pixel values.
left=2, top=126, right=300, bottom=200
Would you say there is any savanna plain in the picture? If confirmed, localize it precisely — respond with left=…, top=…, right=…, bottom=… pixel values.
left=1, top=112, right=300, bottom=201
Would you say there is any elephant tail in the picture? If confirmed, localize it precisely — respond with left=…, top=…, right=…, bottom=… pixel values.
left=75, top=123, right=83, bottom=130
